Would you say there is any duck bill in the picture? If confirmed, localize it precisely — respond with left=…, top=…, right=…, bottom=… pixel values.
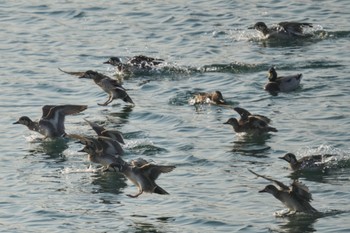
left=258, top=188, right=267, bottom=193
left=278, top=156, right=287, bottom=161
left=223, top=121, right=229, bottom=125
left=77, top=148, right=85, bottom=153
left=103, top=60, right=111, bottom=64
left=13, top=121, right=19, bottom=124
left=248, top=26, right=255, bottom=29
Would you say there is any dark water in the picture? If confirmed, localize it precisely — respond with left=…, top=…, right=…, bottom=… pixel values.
left=2, top=0, right=350, bottom=232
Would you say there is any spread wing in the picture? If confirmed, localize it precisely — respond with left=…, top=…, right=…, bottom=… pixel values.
left=58, top=68, right=86, bottom=77
left=248, top=169, right=289, bottom=191
left=41, top=105, right=56, bottom=118
left=278, top=22, right=313, bottom=35
left=97, top=136, right=124, bottom=156
left=101, top=129, right=125, bottom=144
left=84, top=119, right=105, bottom=135
left=140, top=164, right=176, bottom=181
left=234, top=107, right=252, bottom=121
left=291, top=180, right=313, bottom=202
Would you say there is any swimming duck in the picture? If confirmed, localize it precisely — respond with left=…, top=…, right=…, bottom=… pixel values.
left=279, top=153, right=335, bottom=171
left=190, top=91, right=226, bottom=105
left=84, top=119, right=125, bottom=144
left=224, top=107, right=277, bottom=134
left=249, top=169, right=318, bottom=215
left=113, top=156, right=176, bottom=198
left=13, top=105, right=87, bottom=138
left=59, top=69, right=134, bottom=106
left=264, top=67, right=302, bottom=93
left=249, top=21, right=313, bottom=39
left=104, top=55, right=164, bottom=73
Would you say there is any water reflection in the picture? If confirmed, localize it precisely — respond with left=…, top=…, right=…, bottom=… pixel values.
left=277, top=214, right=318, bottom=233
left=91, top=171, right=127, bottom=195
left=130, top=215, right=174, bottom=233
left=27, top=138, right=68, bottom=161
left=107, top=104, right=134, bottom=124
left=229, top=133, right=272, bottom=158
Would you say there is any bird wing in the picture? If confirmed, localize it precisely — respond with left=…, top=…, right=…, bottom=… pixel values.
left=291, top=180, right=313, bottom=202
left=233, top=107, right=252, bottom=121
left=68, top=134, right=101, bottom=149
left=58, top=68, right=86, bottom=77
left=248, top=169, right=290, bottom=191
left=41, top=105, right=57, bottom=118
left=248, top=116, right=268, bottom=129
left=97, top=136, right=124, bottom=156
left=140, top=164, right=175, bottom=180
left=101, top=129, right=125, bottom=144
left=278, top=22, right=312, bottom=35
left=44, top=105, right=87, bottom=118
left=84, top=118, right=105, bottom=135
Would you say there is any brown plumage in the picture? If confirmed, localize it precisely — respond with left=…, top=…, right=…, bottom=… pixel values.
left=191, top=91, right=226, bottom=105
left=224, top=107, right=277, bottom=134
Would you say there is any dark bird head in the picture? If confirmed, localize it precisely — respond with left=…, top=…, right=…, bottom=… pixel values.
left=13, top=116, right=32, bottom=126
left=223, top=118, right=239, bottom=127
left=279, top=153, right=297, bottom=164
left=249, top=22, right=268, bottom=33
left=212, top=91, right=226, bottom=104
left=268, top=67, right=278, bottom=81
left=259, top=185, right=278, bottom=195
left=103, top=57, right=123, bottom=66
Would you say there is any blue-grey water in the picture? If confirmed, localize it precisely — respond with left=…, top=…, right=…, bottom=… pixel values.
left=2, top=0, right=350, bottom=232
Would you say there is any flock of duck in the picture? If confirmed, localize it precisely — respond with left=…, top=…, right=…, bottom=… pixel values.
left=13, top=21, right=329, bottom=215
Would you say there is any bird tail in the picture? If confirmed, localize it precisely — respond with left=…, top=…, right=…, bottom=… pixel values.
left=123, top=95, right=134, bottom=105
left=154, top=186, right=169, bottom=195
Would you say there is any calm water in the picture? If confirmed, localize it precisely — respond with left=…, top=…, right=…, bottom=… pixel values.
left=1, top=0, right=350, bottom=232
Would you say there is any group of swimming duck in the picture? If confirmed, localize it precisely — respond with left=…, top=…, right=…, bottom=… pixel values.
left=13, top=21, right=325, bottom=214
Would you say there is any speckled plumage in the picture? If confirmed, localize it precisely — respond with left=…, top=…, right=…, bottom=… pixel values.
left=191, top=90, right=226, bottom=105
left=279, top=152, right=334, bottom=171
left=249, top=21, right=313, bottom=39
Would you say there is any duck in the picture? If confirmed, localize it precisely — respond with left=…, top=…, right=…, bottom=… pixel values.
left=249, top=169, right=318, bottom=215
left=69, top=134, right=124, bottom=171
left=113, top=156, right=176, bottom=198
left=59, top=69, right=134, bottom=106
left=84, top=119, right=124, bottom=144
left=13, top=105, right=87, bottom=138
left=279, top=152, right=335, bottom=171
left=103, top=55, right=164, bottom=74
left=70, top=134, right=124, bottom=157
left=264, top=67, right=302, bottom=93
left=190, top=91, right=226, bottom=105
left=249, top=21, right=313, bottom=39
left=224, top=107, right=277, bottom=134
